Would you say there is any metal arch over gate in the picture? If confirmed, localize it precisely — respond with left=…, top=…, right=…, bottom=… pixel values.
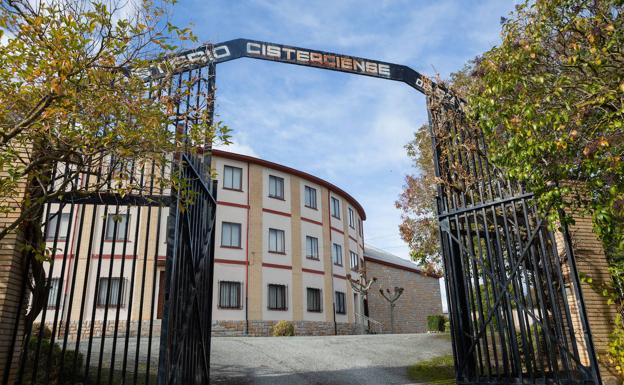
left=2, top=37, right=600, bottom=385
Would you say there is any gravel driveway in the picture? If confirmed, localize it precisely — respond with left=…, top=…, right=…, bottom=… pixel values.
left=210, top=333, right=452, bottom=385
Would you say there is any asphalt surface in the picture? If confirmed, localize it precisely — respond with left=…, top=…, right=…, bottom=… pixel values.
left=210, top=333, right=452, bottom=385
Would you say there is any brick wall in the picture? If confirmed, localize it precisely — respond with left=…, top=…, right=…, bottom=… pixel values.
left=0, top=177, right=26, bottom=383
left=566, top=212, right=619, bottom=384
left=365, top=259, right=442, bottom=334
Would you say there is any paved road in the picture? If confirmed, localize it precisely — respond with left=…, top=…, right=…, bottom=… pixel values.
left=210, top=333, right=452, bottom=385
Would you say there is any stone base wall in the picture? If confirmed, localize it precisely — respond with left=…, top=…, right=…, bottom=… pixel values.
left=211, top=320, right=358, bottom=337
left=36, top=319, right=162, bottom=340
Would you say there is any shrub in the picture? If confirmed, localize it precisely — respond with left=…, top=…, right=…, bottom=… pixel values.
left=271, top=320, right=295, bottom=336
left=427, top=315, right=447, bottom=332
left=23, top=335, right=84, bottom=385
left=407, top=354, right=455, bottom=382
left=31, top=323, right=53, bottom=339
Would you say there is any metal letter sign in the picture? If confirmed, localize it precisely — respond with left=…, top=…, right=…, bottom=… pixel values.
left=143, top=38, right=430, bottom=94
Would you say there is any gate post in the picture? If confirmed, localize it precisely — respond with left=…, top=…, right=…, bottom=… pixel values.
left=0, top=194, right=26, bottom=385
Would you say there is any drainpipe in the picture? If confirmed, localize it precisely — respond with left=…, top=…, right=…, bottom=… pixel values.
left=245, top=161, right=250, bottom=335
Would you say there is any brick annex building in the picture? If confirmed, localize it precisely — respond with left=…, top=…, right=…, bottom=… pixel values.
left=364, top=245, right=442, bottom=334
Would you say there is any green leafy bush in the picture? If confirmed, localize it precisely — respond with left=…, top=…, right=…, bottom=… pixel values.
left=23, top=335, right=84, bottom=385
left=271, top=320, right=295, bottom=336
left=427, top=315, right=447, bottom=332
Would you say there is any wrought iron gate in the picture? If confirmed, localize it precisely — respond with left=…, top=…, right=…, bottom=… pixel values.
left=157, top=62, right=218, bottom=385
left=2, top=56, right=217, bottom=385
left=428, top=90, right=601, bottom=385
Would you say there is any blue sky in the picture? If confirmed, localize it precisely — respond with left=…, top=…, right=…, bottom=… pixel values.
left=171, top=0, right=518, bottom=261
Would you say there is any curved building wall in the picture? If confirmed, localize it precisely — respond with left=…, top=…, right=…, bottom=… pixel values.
left=33, top=150, right=366, bottom=338
left=211, top=150, right=366, bottom=336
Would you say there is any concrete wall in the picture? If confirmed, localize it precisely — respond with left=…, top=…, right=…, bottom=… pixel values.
left=366, top=259, right=442, bottom=334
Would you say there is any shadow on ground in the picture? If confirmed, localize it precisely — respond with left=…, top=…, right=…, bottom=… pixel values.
left=210, top=363, right=416, bottom=385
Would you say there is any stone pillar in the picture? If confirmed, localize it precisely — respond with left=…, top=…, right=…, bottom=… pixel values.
left=566, top=211, right=619, bottom=384
left=0, top=193, right=26, bottom=383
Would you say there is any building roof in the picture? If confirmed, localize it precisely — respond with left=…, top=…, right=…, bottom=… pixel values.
left=212, top=149, right=366, bottom=220
left=364, top=245, right=441, bottom=278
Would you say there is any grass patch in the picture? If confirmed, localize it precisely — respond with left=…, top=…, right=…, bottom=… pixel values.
left=407, top=354, right=455, bottom=384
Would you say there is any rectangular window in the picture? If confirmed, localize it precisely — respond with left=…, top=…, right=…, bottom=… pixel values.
left=304, top=186, right=317, bottom=209
left=348, top=207, right=355, bottom=228
left=358, top=218, right=363, bottom=236
left=269, top=175, right=284, bottom=199
left=105, top=213, right=129, bottom=241
left=221, top=222, right=242, bottom=248
left=335, top=291, right=346, bottom=314
left=350, top=251, right=359, bottom=270
left=307, top=288, right=322, bottom=312
left=46, top=212, right=70, bottom=240
left=223, top=165, right=243, bottom=190
left=305, top=236, right=319, bottom=260
left=331, top=197, right=340, bottom=219
left=268, top=284, right=287, bottom=310
left=269, top=228, right=285, bottom=253
left=332, top=243, right=343, bottom=266
left=47, top=278, right=60, bottom=308
left=96, top=278, right=126, bottom=307
left=218, top=281, right=241, bottom=309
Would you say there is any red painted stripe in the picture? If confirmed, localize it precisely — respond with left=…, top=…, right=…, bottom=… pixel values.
left=330, top=226, right=344, bottom=235
left=215, top=258, right=248, bottom=266
left=91, top=254, right=138, bottom=259
left=348, top=235, right=359, bottom=243
left=262, top=262, right=292, bottom=270
left=301, top=217, right=323, bottom=226
left=302, top=268, right=324, bottom=275
left=333, top=273, right=347, bottom=280
left=262, top=208, right=291, bottom=217
left=218, top=201, right=250, bottom=209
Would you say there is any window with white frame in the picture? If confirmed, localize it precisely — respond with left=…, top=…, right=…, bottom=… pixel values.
left=47, top=278, right=61, bottom=308
left=221, top=222, right=242, bottom=248
left=105, top=213, right=129, bottom=241
left=350, top=251, right=359, bottom=270
left=96, top=278, right=127, bottom=307
left=268, top=284, right=287, bottom=310
left=348, top=207, right=355, bottom=228
left=218, top=281, right=242, bottom=309
left=269, top=175, right=284, bottom=199
left=307, top=288, right=322, bottom=312
left=305, top=236, right=319, bottom=260
left=335, top=291, right=346, bottom=314
left=331, top=197, right=340, bottom=219
left=223, top=165, right=243, bottom=190
left=269, top=228, right=285, bottom=253
left=304, top=186, right=317, bottom=209
left=332, top=243, right=343, bottom=266
left=46, top=212, right=70, bottom=240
